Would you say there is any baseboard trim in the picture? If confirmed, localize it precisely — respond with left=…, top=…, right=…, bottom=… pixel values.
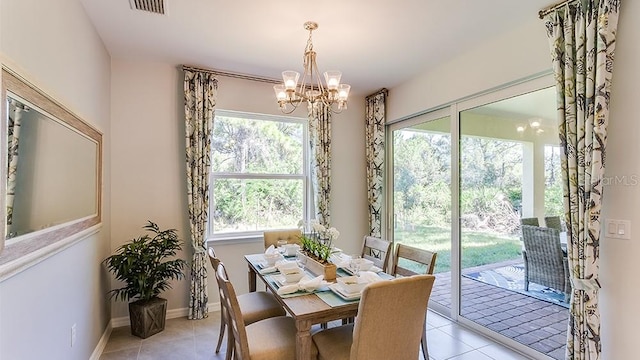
left=111, top=301, right=222, bottom=328
left=90, top=319, right=113, bottom=360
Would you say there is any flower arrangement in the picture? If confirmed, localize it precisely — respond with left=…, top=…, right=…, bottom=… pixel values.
left=298, top=220, right=340, bottom=263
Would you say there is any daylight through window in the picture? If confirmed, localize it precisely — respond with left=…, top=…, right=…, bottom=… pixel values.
left=209, top=110, right=309, bottom=238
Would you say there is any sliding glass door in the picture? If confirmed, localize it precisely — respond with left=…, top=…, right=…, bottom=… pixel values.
left=388, top=77, right=568, bottom=359
left=389, top=109, right=452, bottom=315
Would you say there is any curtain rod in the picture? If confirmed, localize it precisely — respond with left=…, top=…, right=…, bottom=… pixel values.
left=181, top=65, right=280, bottom=85
left=539, top=0, right=577, bottom=19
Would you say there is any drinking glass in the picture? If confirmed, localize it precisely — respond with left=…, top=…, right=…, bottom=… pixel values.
left=277, top=239, right=288, bottom=255
left=296, top=250, right=307, bottom=269
left=350, top=254, right=362, bottom=276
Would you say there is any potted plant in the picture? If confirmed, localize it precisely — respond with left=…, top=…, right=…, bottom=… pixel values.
left=298, top=220, right=340, bottom=280
left=104, top=221, right=187, bottom=338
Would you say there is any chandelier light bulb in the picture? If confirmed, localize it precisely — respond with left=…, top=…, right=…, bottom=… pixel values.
left=338, top=84, right=351, bottom=101
left=282, top=71, right=299, bottom=91
left=529, top=119, right=541, bottom=128
left=324, top=71, right=342, bottom=91
left=516, top=125, right=526, bottom=133
left=273, top=85, right=287, bottom=101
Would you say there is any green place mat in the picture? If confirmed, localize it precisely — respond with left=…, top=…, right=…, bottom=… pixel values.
left=316, top=289, right=360, bottom=307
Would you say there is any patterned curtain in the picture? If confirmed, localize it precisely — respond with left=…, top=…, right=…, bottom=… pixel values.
left=184, top=69, right=217, bottom=320
left=307, top=101, right=332, bottom=226
left=365, top=89, right=388, bottom=237
left=6, top=103, right=26, bottom=232
left=542, top=1, right=620, bottom=358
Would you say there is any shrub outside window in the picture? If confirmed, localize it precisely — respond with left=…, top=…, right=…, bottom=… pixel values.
left=209, top=110, right=310, bottom=239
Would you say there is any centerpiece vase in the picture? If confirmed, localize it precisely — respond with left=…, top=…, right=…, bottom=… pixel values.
left=303, top=253, right=337, bottom=281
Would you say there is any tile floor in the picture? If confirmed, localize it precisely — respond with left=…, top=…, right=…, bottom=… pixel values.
left=100, top=310, right=534, bottom=360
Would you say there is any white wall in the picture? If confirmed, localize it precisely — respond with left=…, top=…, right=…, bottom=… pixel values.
left=388, top=7, right=640, bottom=360
left=0, top=0, right=111, bottom=359
left=110, top=59, right=367, bottom=316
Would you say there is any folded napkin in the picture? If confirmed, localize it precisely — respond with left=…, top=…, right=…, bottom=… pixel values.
left=265, top=244, right=277, bottom=254
left=358, top=271, right=383, bottom=284
left=277, top=275, right=325, bottom=296
left=276, top=261, right=299, bottom=272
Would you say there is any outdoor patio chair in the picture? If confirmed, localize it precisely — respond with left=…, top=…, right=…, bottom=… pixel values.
left=208, top=247, right=286, bottom=360
left=263, top=229, right=302, bottom=249
left=544, top=216, right=564, bottom=232
left=521, top=225, right=570, bottom=301
left=520, top=217, right=540, bottom=226
left=312, top=274, right=436, bottom=360
left=361, top=236, right=392, bottom=272
left=391, top=244, right=437, bottom=358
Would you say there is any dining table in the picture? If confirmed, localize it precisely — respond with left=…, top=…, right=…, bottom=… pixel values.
left=244, top=253, right=390, bottom=360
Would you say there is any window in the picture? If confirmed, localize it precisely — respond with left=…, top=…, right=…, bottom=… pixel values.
left=209, top=110, right=310, bottom=239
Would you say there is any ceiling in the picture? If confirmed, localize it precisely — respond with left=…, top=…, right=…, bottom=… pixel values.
left=80, top=0, right=555, bottom=97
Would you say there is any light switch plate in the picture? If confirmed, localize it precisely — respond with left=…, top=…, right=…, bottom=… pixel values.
left=605, top=219, right=631, bottom=240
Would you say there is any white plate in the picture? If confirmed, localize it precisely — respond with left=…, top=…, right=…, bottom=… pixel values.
left=273, top=274, right=307, bottom=287
left=329, top=283, right=361, bottom=301
left=341, top=265, right=383, bottom=275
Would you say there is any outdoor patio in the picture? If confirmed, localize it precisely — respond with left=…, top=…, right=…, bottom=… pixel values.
left=430, top=262, right=569, bottom=360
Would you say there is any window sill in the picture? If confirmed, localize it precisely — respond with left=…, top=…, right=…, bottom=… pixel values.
left=206, top=234, right=263, bottom=246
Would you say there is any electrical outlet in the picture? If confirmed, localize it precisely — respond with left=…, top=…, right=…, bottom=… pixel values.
left=71, top=324, right=77, bottom=348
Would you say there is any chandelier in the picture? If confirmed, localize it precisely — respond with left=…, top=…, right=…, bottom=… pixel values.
left=274, top=21, right=351, bottom=114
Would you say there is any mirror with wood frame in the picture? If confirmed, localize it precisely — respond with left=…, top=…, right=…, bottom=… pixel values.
left=0, top=68, right=102, bottom=277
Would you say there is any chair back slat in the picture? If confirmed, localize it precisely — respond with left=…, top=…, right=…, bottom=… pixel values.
left=215, top=262, right=251, bottom=360
left=350, top=275, right=435, bottom=360
left=361, top=236, right=392, bottom=272
left=393, top=244, right=437, bottom=277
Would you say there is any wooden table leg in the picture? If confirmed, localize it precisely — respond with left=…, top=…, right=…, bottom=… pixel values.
left=295, top=319, right=313, bottom=360
left=248, top=265, right=257, bottom=292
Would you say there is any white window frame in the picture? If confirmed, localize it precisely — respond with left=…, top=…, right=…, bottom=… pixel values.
left=207, top=109, right=311, bottom=241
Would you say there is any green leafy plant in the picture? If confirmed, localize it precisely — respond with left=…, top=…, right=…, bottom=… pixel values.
left=104, top=221, right=187, bottom=302
left=297, top=220, right=340, bottom=263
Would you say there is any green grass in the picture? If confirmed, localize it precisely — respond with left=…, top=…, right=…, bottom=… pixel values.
left=395, top=225, right=522, bottom=274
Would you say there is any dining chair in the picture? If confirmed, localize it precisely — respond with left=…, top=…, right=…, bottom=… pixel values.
left=361, top=236, right=392, bottom=272
left=312, top=274, right=436, bottom=360
left=521, top=225, right=570, bottom=301
left=390, top=243, right=437, bottom=358
left=215, top=261, right=317, bottom=360
left=263, top=229, right=302, bottom=249
left=208, top=248, right=286, bottom=360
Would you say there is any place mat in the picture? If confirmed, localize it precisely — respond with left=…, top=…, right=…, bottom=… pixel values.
left=316, top=290, right=359, bottom=307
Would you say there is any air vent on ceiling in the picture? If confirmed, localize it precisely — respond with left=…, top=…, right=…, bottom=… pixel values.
left=129, top=0, right=165, bottom=15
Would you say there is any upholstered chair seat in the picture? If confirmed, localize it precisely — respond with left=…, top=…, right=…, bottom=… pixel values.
left=245, top=316, right=317, bottom=360
left=311, top=323, right=354, bottom=360
left=237, top=292, right=286, bottom=325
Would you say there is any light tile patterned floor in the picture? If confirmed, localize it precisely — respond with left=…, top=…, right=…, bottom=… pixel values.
left=100, top=310, right=534, bottom=360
